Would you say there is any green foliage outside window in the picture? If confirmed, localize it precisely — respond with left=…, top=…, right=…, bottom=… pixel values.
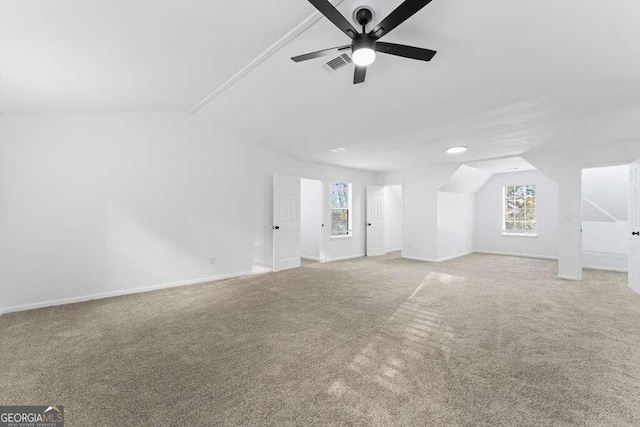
left=504, top=185, right=536, bottom=234
left=331, top=181, right=351, bottom=236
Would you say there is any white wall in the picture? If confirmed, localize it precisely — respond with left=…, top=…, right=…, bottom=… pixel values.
left=384, top=185, right=403, bottom=252
left=581, top=165, right=629, bottom=271
left=383, top=164, right=459, bottom=262
left=437, top=192, right=474, bottom=260
left=0, top=114, right=378, bottom=313
left=300, top=178, right=322, bottom=260
left=582, top=222, right=629, bottom=271
left=474, top=170, right=560, bottom=259
left=525, top=140, right=640, bottom=280
left=582, top=165, right=629, bottom=221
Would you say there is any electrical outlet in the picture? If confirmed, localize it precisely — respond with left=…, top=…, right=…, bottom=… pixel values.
left=210, top=257, right=216, bottom=265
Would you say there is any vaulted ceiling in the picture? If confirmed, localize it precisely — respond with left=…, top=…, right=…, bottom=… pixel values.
left=0, top=0, right=313, bottom=111
left=2, top=0, right=640, bottom=171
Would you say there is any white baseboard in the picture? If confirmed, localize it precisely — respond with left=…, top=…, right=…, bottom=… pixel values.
left=582, top=265, right=628, bottom=273
left=582, top=251, right=627, bottom=273
left=0, top=267, right=272, bottom=316
left=325, top=253, right=365, bottom=263
left=558, top=274, right=582, bottom=281
left=301, top=255, right=320, bottom=261
left=403, top=251, right=474, bottom=263
left=385, top=248, right=402, bottom=254
left=437, top=251, right=475, bottom=262
left=474, top=250, right=558, bottom=261
left=475, top=251, right=627, bottom=273
left=402, top=255, right=438, bottom=263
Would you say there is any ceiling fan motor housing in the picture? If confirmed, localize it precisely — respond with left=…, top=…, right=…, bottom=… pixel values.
left=355, top=7, right=373, bottom=27
left=351, top=1, right=378, bottom=28
left=352, top=33, right=375, bottom=52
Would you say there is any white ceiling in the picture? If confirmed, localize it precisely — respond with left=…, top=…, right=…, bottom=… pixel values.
left=0, top=0, right=314, bottom=112
left=202, top=0, right=640, bottom=170
left=2, top=0, right=640, bottom=171
left=467, top=157, right=536, bottom=174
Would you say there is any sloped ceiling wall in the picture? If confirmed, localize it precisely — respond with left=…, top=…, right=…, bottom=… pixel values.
left=439, top=165, right=493, bottom=194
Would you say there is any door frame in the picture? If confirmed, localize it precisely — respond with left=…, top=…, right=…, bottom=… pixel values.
left=384, top=182, right=405, bottom=256
left=299, top=176, right=325, bottom=262
left=579, top=163, right=632, bottom=278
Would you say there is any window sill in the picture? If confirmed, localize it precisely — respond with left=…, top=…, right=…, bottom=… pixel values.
left=502, top=233, right=538, bottom=237
left=331, top=234, right=353, bottom=240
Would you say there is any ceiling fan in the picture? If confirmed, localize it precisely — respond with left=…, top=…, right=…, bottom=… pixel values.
left=292, top=0, right=437, bottom=84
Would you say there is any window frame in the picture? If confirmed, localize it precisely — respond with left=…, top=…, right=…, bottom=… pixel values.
left=330, top=180, right=353, bottom=238
left=502, top=184, right=538, bottom=236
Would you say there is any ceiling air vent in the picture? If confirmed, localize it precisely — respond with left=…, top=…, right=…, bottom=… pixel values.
left=322, top=53, right=352, bottom=73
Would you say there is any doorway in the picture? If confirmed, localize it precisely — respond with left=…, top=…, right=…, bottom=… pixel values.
left=581, top=165, right=629, bottom=272
left=300, top=178, right=323, bottom=263
left=365, top=184, right=404, bottom=257
left=384, top=184, right=403, bottom=255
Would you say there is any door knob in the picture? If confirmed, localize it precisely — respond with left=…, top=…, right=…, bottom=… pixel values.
left=368, top=223, right=372, bottom=226
left=273, top=226, right=280, bottom=230
left=633, top=231, right=640, bottom=236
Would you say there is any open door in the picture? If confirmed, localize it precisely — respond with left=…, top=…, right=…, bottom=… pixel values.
left=273, top=174, right=301, bottom=272
left=629, top=160, right=640, bottom=293
left=366, top=185, right=385, bottom=256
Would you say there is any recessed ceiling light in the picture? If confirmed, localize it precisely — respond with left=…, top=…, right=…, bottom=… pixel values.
left=446, top=146, right=467, bottom=154
left=331, top=147, right=347, bottom=153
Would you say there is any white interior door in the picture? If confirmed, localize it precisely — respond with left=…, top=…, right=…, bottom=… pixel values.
left=367, top=185, right=385, bottom=256
left=629, top=160, right=640, bottom=293
left=273, top=174, right=301, bottom=272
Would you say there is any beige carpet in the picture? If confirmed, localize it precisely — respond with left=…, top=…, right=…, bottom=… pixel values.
left=2, top=253, right=640, bottom=426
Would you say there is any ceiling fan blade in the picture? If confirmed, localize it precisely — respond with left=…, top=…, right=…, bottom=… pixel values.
left=308, top=0, right=359, bottom=39
left=291, top=45, right=351, bottom=62
left=369, top=0, right=434, bottom=40
left=354, top=65, right=367, bottom=84
left=376, top=42, right=436, bottom=61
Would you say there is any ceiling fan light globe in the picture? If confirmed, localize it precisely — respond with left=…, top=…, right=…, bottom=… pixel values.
left=352, top=48, right=376, bottom=66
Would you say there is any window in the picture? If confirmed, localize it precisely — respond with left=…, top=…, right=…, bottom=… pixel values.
left=331, top=181, right=352, bottom=237
left=503, top=185, right=537, bottom=235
